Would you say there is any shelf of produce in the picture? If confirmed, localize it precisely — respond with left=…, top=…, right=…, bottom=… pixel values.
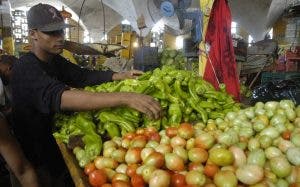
left=55, top=139, right=91, bottom=187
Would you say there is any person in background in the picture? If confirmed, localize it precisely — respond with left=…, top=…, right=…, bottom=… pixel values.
left=0, top=55, right=16, bottom=116
left=0, top=115, right=39, bottom=187
left=11, top=3, right=162, bottom=187
left=0, top=55, right=39, bottom=187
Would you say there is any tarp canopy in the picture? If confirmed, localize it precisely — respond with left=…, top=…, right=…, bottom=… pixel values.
left=7, top=0, right=297, bottom=42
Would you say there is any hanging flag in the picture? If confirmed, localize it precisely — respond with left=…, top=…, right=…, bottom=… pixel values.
left=202, top=0, right=240, bottom=100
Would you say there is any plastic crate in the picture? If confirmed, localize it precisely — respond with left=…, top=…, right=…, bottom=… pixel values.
left=261, top=72, right=300, bottom=85
left=134, top=64, right=159, bottom=72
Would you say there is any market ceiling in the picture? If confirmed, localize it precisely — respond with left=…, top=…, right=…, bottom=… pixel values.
left=4, top=0, right=298, bottom=42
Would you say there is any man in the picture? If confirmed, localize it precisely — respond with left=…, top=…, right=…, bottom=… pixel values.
left=0, top=55, right=39, bottom=187
left=0, top=55, right=16, bottom=115
left=0, top=55, right=14, bottom=85
left=11, top=3, right=162, bottom=187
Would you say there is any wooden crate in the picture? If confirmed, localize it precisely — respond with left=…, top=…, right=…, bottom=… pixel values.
left=56, top=139, right=91, bottom=187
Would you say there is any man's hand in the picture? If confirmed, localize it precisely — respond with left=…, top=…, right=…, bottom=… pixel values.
left=61, top=90, right=162, bottom=120
left=120, top=93, right=162, bottom=120
left=112, top=70, right=144, bottom=81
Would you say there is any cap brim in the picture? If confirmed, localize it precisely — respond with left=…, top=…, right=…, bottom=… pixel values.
left=38, top=22, right=74, bottom=32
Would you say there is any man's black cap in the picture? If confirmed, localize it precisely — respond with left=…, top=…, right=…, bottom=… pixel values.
left=27, top=3, right=71, bottom=31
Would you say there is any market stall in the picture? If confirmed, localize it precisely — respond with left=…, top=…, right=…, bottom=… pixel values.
left=53, top=62, right=300, bottom=186
left=50, top=0, right=300, bottom=186
left=1, top=0, right=300, bottom=186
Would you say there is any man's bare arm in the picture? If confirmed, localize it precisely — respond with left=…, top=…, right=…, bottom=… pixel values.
left=61, top=90, right=162, bottom=120
left=0, top=117, right=39, bottom=187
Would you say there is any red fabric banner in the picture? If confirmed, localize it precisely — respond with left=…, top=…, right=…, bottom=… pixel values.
left=203, top=0, right=240, bottom=100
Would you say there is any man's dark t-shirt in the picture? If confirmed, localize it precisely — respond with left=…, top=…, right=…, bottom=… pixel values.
left=11, top=52, right=113, bottom=176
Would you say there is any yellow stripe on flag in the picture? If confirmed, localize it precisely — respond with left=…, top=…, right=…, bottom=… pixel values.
left=199, top=0, right=215, bottom=76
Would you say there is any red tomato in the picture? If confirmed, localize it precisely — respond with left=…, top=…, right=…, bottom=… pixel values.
left=144, top=151, right=165, bottom=168
left=126, top=164, right=139, bottom=177
left=282, top=130, right=291, bottom=140
left=166, top=127, right=178, bottom=138
left=165, top=153, right=185, bottom=171
left=290, top=183, right=300, bottom=187
left=111, top=173, right=129, bottom=183
left=147, top=132, right=161, bottom=142
left=178, top=123, right=194, bottom=139
left=204, top=164, right=219, bottom=178
left=112, top=180, right=131, bottom=187
left=133, top=135, right=148, bottom=142
left=131, top=174, right=145, bottom=187
left=124, top=132, right=136, bottom=140
left=89, top=169, right=107, bottom=187
left=125, top=147, right=142, bottom=164
left=84, top=162, right=96, bottom=175
left=188, top=148, right=208, bottom=163
left=145, top=127, right=157, bottom=134
left=171, top=173, right=186, bottom=187
left=131, top=135, right=147, bottom=148
left=188, top=162, right=203, bottom=172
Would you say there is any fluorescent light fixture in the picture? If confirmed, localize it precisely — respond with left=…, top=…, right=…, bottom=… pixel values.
left=122, top=19, right=131, bottom=25
left=176, top=36, right=183, bottom=49
left=150, top=42, right=156, bottom=47
left=133, top=42, right=138, bottom=48
left=151, top=20, right=164, bottom=33
left=231, top=21, right=237, bottom=34
left=100, top=33, right=108, bottom=42
left=268, top=28, right=273, bottom=39
left=83, top=30, right=90, bottom=43
left=248, top=35, right=254, bottom=46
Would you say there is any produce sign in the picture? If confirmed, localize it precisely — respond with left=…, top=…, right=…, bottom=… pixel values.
left=54, top=66, right=238, bottom=167
left=83, top=100, right=300, bottom=186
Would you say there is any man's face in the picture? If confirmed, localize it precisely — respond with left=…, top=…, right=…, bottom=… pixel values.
left=31, top=29, right=65, bottom=54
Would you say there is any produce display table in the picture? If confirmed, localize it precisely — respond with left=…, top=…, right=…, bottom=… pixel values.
left=55, top=139, right=90, bottom=187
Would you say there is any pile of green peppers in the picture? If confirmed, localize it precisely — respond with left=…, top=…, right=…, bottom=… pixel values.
left=86, top=66, right=239, bottom=131
left=53, top=112, right=102, bottom=167
left=53, top=66, right=239, bottom=166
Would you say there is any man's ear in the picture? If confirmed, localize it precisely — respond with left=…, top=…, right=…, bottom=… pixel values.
left=29, top=30, right=38, bottom=40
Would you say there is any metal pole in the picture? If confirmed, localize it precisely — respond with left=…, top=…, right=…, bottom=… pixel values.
left=78, top=0, right=86, bottom=43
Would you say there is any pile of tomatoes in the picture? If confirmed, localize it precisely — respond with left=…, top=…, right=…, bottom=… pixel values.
left=82, top=124, right=236, bottom=187
left=82, top=100, right=300, bottom=187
